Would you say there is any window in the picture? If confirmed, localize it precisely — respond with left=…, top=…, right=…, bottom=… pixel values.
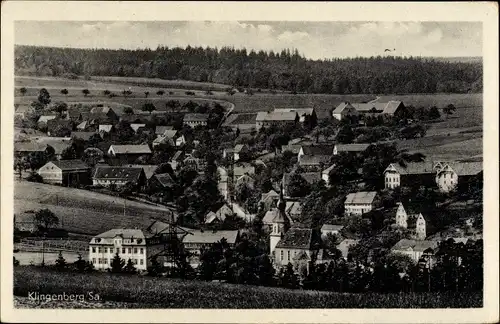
left=140, top=248, right=144, bottom=254
left=110, top=248, right=114, bottom=254
left=98, top=258, right=102, bottom=264
left=133, top=259, right=137, bottom=264
left=98, top=247, right=102, bottom=253
left=280, top=250, right=283, bottom=261
left=104, top=258, right=108, bottom=264
left=104, top=247, right=108, bottom=253
left=92, top=247, right=96, bottom=253
left=122, top=248, right=126, bottom=254
left=92, top=258, right=96, bottom=264
left=128, top=248, right=132, bottom=254
left=134, top=248, right=138, bottom=254
left=140, top=259, right=144, bottom=265
left=287, top=251, right=290, bottom=261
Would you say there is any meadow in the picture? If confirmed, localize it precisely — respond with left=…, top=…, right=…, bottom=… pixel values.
left=14, top=266, right=482, bottom=308
left=14, top=181, right=175, bottom=236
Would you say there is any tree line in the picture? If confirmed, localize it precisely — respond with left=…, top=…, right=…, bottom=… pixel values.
left=15, top=45, right=482, bottom=94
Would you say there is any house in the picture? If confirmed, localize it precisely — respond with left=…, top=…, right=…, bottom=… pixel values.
left=322, top=164, right=335, bottom=186
left=345, top=101, right=406, bottom=117
left=259, top=189, right=280, bottom=212
left=153, top=130, right=185, bottom=148
left=205, top=204, right=233, bottom=224
left=99, top=124, right=114, bottom=134
left=14, top=142, right=50, bottom=158
left=298, top=154, right=331, bottom=171
left=183, top=113, right=209, bottom=127
left=336, top=239, right=359, bottom=259
left=223, top=144, right=249, bottom=162
left=71, top=131, right=98, bottom=142
left=148, top=173, right=176, bottom=191
left=130, top=123, right=146, bottom=133
left=37, top=115, right=57, bottom=124
left=108, top=144, right=152, bottom=164
left=89, top=106, right=119, bottom=124
left=285, top=201, right=303, bottom=221
left=125, top=164, right=159, bottom=180
left=384, top=161, right=437, bottom=189
left=298, top=144, right=334, bottom=163
left=34, top=137, right=72, bottom=160
left=67, top=110, right=83, bottom=122
left=46, top=119, right=73, bottom=136
left=235, top=174, right=255, bottom=189
left=37, top=160, right=91, bottom=186
left=344, top=191, right=378, bottom=216
left=321, top=224, right=344, bottom=238
left=222, top=113, right=257, bottom=132
left=332, top=102, right=359, bottom=121
left=93, top=166, right=146, bottom=188
left=76, top=120, right=88, bottom=131
left=395, top=202, right=427, bottom=240
left=273, top=108, right=316, bottom=123
left=182, top=155, right=206, bottom=172
left=155, top=125, right=174, bottom=136
left=333, top=143, right=370, bottom=155
left=435, top=161, right=483, bottom=193
left=274, top=227, right=322, bottom=271
left=233, top=163, right=256, bottom=179
left=391, top=239, right=438, bottom=263
left=182, top=230, right=240, bottom=266
left=255, top=111, right=298, bottom=130
left=88, top=229, right=165, bottom=271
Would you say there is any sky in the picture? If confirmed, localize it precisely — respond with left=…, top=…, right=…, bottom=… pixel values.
left=15, top=21, right=482, bottom=59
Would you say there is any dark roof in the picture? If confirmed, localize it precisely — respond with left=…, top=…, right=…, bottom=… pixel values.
left=440, top=162, right=483, bottom=176
left=386, top=162, right=436, bottom=175
left=256, top=111, right=297, bottom=122
left=183, top=230, right=239, bottom=245
left=155, top=125, right=174, bottom=135
left=50, top=159, right=89, bottom=171
left=223, top=113, right=258, bottom=126
left=392, top=239, right=438, bottom=252
left=14, top=142, right=48, bottom=152
left=93, top=166, right=144, bottom=181
left=301, top=144, right=334, bottom=156
left=184, top=113, right=209, bottom=122
left=275, top=228, right=321, bottom=250
left=47, top=119, right=73, bottom=130
left=71, top=131, right=97, bottom=141
left=152, top=173, right=176, bottom=187
left=109, top=144, right=152, bottom=155
left=299, top=154, right=331, bottom=166
left=335, top=143, right=371, bottom=153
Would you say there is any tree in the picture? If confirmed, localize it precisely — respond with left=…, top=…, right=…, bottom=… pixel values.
left=123, top=107, right=134, bottom=115
left=26, top=151, right=50, bottom=171
left=52, top=102, right=68, bottom=117
left=336, top=125, right=355, bottom=143
left=82, top=89, right=90, bottom=97
left=37, top=88, right=51, bottom=106
left=280, top=263, right=299, bottom=289
left=110, top=252, right=125, bottom=273
left=75, top=253, right=87, bottom=272
left=428, top=106, right=441, bottom=120
left=103, top=90, right=111, bottom=96
left=19, top=87, right=27, bottom=96
left=60, top=88, right=69, bottom=96
left=124, top=258, right=136, bottom=274
left=82, top=147, right=104, bottom=167
left=287, top=173, right=311, bottom=197
left=13, top=257, right=20, bottom=266
left=156, top=90, right=165, bottom=96
left=34, top=208, right=59, bottom=232
left=442, top=104, right=456, bottom=119
left=144, top=91, right=150, bottom=98
left=55, top=251, right=67, bottom=271
left=142, top=102, right=156, bottom=114
left=166, top=100, right=180, bottom=112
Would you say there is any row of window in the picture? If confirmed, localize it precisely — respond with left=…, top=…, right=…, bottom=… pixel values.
left=92, top=258, right=144, bottom=265
left=91, top=246, right=144, bottom=254
left=385, top=177, right=400, bottom=183
left=277, top=249, right=299, bottom=262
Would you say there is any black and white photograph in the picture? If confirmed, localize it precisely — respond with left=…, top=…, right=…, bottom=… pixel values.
left=1, top=1, right=498, bottom=323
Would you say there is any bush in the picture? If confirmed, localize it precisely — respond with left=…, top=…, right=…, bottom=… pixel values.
left=26, top=172, right=43, bottom=183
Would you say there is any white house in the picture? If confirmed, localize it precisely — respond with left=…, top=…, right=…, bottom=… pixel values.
left=321, top=164, right=335, bottom=186
left=321, top=224, right=344, bottom=238
left=383, top=162, right=437, bottom=189
left=344, top=191, right=377, bottom=216
left=395, top=202, right=427, bottom=240
left=331, top=102, right=359, bottom=121
left=435, top=162, right=483, bottom=193
left=391, top=239, right=438, bottom=263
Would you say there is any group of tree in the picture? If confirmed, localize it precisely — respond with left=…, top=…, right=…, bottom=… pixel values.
left=15, top=45, right=482, bottom=94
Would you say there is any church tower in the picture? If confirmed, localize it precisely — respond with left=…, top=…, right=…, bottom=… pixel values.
left=269, top=184, right=290, bottom=255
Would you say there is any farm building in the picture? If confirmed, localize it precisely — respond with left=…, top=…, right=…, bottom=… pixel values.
left=332, top=102, right=359, bottom=121
left=391, top=239, right=438, bottom=263
left=395, top=202, right=427, bottom=240
left=148, top=172, right=176, bottom=191
left=256, top=111, right=298, bottom=130
left=108, top=144, right=152, bottom=164
left=183, top=113, right=209, bottom=127
left=273, top=108, right=317, bottom=123
left=89, top=228, right=166, bottom=271
left=37, top=160, right=91, bottom=186
left=435, top=161, right=483, bottom=193
left=92, top=166, right=146, bottom=188
left=344, top=191, right=378, bottom=216
left=125, top=164, right=159, bottom=180
left=333, top=143, right=371, bottom=155
left=14, top=142, right=50, bottom=157
left=383, top=161, right=437, bottom=189
left=34, top=137, right=72, bottom=160
left=353, top=101, right=406, bottom=116
left=298, top=154, right=331, bottom=171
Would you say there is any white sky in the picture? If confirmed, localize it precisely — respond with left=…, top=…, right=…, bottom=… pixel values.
left=15, top=21, right=482, bottom=59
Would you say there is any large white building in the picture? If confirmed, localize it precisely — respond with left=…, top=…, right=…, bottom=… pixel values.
left=344, top=191, right=377, bottom=216
left=88, top=229, right=163, bottom=271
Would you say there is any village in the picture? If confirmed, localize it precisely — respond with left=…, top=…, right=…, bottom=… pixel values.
left=13, top=85, right=483, bottom=292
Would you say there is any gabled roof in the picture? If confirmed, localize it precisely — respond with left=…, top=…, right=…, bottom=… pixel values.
left=216, top=204, right=233, bottom=219
left=125, top=164, right=158, bottom=179
left=281, top=144, right=304, bottom=154
left=163, top=130, right=178, bottom=139
left=301, top=144, right=334, bottom=156
left=299, top=154, right=331, bottom=166
left=335, top=143, right=371, bottom=153
left=385, top=162, right=435, bottom=175
left=273, top=108, right=314, bottom=116
left=38, top=115, right=57, bottom=123
left=391, top=239, right=438, bottom=252
left=93, top=166, right=144, bottom=181
left=350, top=101, right=403, bottom=114
left=152, top=173, right=176, bottom=187
left=95, top=229, right=145, bottom=240
left=321, top=224, right=344, bottom=232
left=439, top=162, right=483, bottom=176
left=130, top=123, right=146, bottom=132
left=332, top=102, right=356, bottom=114
left=99, top=124, right=113, bottom=133
left=182, top=230, right=239, bottom=245
left=49, top=159, right=89, bottom=171
left=76, top=121, right=88, bottom=130
left=109, top=144, right=152, bottom=155
left=184, top=113, right=209, bottom=122
left=256, top=111, right=297, bottom=122
left=285, top=201, right=302, bottom=217
left=322, top=164, right=335, bottom=175
left=71, top=131, right=97, bottom=141
left=14, top=142, right=48, bottom=152
left=155, top=125, right=174, bottom=135
left=234, top=144, right=246, bottom=153
left=345, top=191, right=377, bottom=205
left=276, top=227, right=321, bottom=250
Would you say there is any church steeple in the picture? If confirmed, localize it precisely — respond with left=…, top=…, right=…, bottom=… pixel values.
left=269, top=182, right=290, bottom=255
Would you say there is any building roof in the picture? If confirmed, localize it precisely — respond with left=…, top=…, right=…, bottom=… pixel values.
left=93, top=166, right=144, bottom=181
left=152, top=173, right=176, bottom=187
left=273, top=108, right=314, bottom=116
left=321, top=224, right=344, bottom=232
left=335, top=143, right=371, bottom=153
left=182, top=230, right=239, bottom=245
left=76, top=121, right=88, bottom=130
left=216, top=204, right=233, bottom=219
left=14, top=142, right=48, bottom=152
left=391, top=239, right=438, bottom=252
left=350, top=101, right=403, bottom=114
left=302, top=144, right=335, bottom=156
left=385, top=161, right=436, bottom=175
left=285, top=201, right=302, bottom=218
left=440, top=161, right=483, bottom=176
left=38, top=115, right=57, bottom=123
left=99, top=124, right=113, bottom=133
left=90, top=106, right=114, bottom=115
left=49, top=159, right=89, bottom=171
left=345, top=191, right=377, bottom=205
left=223, top=113, right=258, bottom=126
left=35, top=138, right=72, bottom=156
left=281, top=144, right=304, bottom=154
left=233, top=163, right=255, bottom=177
left=125, top=164, right=159, bottom=179
left=155, top=125, right=174, bottom=135
left=275, top=227, right=321, bottom=250
left=299, top=154, right=331, bottom=167
left=163, top=130, right=179, bottom=139
left=256, top=111, right=297, bottom=122
left=171, top=150, right=184, bottom=161
left=109, top=144, right=152, bottom=155
left=322, top=164, right=336, bottom=175
left=130, top=123, right=146, bottom=132
left=184, top=113, right=209, bottom=122
left=332, top=102, right=356, bottom=114
left=71, top=131, right=97, bottom=141
left=300, top=172, right=322, bottom=184
left=95, top=229, right=145, bottom=240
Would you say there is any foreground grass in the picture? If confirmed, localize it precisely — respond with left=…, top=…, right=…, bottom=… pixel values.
left=14, top=266, right=482, bottom=308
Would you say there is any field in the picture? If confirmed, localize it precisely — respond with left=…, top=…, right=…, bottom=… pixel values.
left=14, top=181, right=175, bottom=236
left=14, top=266, right=482, bottom=308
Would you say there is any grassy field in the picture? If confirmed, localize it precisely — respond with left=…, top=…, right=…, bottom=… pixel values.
left=14, top=266, right=482, bottom=308
left=14, top=181, right=174, bottom=236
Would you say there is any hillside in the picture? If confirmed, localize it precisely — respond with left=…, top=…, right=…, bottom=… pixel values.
left=15, top=45, right=482, bottom=94
left=14, top=181, right=175, bottom=235
left=14, top=266, right=482, bottom=308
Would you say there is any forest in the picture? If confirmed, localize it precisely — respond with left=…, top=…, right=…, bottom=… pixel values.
left=15, top=45, right=482, bottom=94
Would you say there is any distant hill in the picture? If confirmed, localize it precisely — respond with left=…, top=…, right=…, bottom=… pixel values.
left=15, top=45, right=482, bottom=94
left=426, top=57, right=482, bottom=64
